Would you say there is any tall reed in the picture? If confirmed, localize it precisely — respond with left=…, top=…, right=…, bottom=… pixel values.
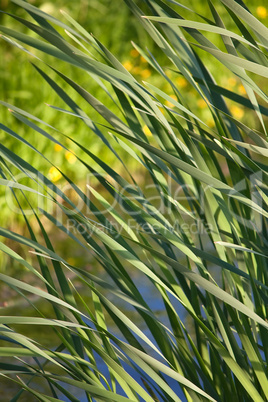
left=0, top=0, right=267, bottom=400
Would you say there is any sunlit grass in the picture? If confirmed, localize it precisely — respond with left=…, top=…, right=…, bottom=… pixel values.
left=0, top=0, right=268, bottom=401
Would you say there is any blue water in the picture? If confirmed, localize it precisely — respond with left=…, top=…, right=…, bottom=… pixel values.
left=57, top=273, right=188, bottom=401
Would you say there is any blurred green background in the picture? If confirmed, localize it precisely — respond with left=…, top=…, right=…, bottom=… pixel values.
left=1, top=0, right=267, bottom=227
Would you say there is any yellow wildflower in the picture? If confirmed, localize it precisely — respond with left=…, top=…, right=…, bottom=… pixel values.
left=227, top=77, right=237, bottom=87
left=140, top=69, right=151, bottom=79
left=176, top=76, right=187, bottom=88
left=130, top=49, right=139, bottom=58
left=197, top=99, right=207, bottom=109
left=140, top=56, right=147, bottom=63
left=238, top=84, right=247, bottom=95
left=230, top=105, right=244, bottom=119
left=165, top=94, right=177, bottom=108
left=48, top=166, right=62, bottom=182
left=65, top=151, right=77, bottom=164
left=122, top=60, right=133, bottom=71
left=54, top=143, right=62, bottom=152
left=257, top=6, right=267, bottom=19
left=206, top=118, right=215, bottom=128
left=143, top=125, right=152, bottom=136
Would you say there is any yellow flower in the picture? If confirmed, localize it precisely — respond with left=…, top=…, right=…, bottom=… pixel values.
left=230, top=105, right=244, bottom=119
left=227, top=77, right=237, bottom=87
left=65, top=151, right=77, bottom=164
left=54, top=143, right=62, bottom=152
left=130, top=49, right=139, bottom=58
left=176, top=76, right=187, bottom=88
left=48, top=166, right=62, bottom=182
left=140, top=68, right=151, bottom=79
left=122, top=60, right=133, bottom=71
left=257, top=6, right=267, bottom=19
left=238, top=84, right=247, bottom=95
left=206, top=118, right=215, bottom=128
left=165, top=94, right=177, bottom=108
left=140, top=56, right=147, bottom=63
left=197, top=99, right=207, bottom=109
left=143, top=125, right=152, bottom=136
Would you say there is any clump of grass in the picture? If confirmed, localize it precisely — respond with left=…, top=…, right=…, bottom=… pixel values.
left=0, top=0, right=267, bottom=401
